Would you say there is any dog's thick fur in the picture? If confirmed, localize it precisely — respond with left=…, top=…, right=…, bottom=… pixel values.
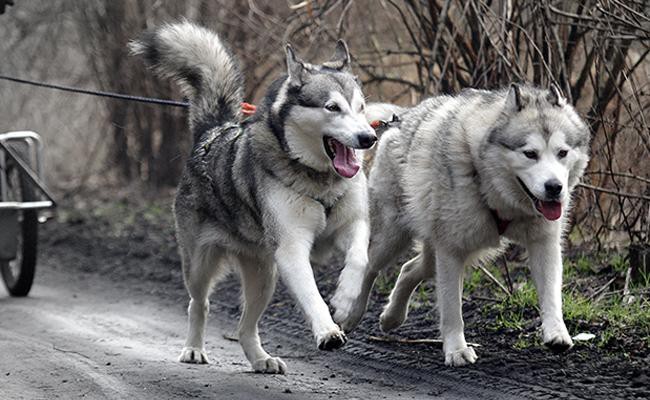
left=131, top=22, right=375, bottom=374
left=332, top=84, right=590, bottom=366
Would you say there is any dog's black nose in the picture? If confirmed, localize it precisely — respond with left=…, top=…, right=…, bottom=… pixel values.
left=357, top=132, right=378, bottom=149
left=545, top=179, right=563, bottom=198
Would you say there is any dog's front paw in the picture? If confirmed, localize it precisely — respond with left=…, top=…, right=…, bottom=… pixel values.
left=252, top=357, right=287, bottom=374
left=379, top=303, right=407, bottom=332
left=543, top=325, right=573, bottom=352
left=331, top=282, right=368, bottom=332
left=444, top=346, right=477, bottom=367
left=178, top=347, right=209, bottom=364
left=317, top=329, right=348, bottom=351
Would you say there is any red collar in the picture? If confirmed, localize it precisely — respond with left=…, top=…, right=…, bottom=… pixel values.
left=490, top=209, right=511, bottom=235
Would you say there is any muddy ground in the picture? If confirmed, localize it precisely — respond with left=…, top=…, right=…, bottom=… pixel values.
left=3, top=193, right=648, bottom=399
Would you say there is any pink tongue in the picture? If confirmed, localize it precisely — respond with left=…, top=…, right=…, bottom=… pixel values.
left=537, top=201, right=562, bottom=221
left=331, top=140, right=360, bottom=178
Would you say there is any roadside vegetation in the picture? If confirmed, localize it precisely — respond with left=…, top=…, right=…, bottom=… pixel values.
left=373, top=250, right=650, bottom=355
left=483, top=253, right=650, bottom=353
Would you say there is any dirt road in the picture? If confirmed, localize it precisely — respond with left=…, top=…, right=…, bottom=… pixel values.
left=0, top=260, right=515, bottom=400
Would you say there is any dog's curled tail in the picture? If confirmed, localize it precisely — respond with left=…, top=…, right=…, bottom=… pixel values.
left=365, top=103, right=405, bottom=125
left=130, top=21, right=243, bottom=138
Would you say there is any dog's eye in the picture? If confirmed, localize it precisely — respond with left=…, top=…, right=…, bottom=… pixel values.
left=523, top=150, right=538, bottom=160
left=359, top=103, right=366, bottom=113
left=325, top=104, right=341, bottom=112
left=557, top=149, right=568, bottom=159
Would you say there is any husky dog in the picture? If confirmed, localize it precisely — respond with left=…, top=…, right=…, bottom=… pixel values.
left=331, top=84, right=590, bottom=366
left=131, top=22, right=376, bottom=374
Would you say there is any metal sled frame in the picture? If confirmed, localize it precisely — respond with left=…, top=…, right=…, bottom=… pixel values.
left=0, top=131, right=56, bottom=210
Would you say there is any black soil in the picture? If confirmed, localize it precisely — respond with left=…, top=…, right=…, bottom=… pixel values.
left=39, top=195, right=649, bottom=400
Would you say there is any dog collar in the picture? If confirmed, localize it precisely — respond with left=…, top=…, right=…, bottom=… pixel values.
left=490, top=209, right=511, bottom=235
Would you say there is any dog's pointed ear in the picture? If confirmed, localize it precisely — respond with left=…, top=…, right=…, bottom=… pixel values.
left=285, top=44, right=306, bottom=85
left=323, top=39, right=351, bottom=72
left=547, top=83, right=567, bottom=107
left=506, top=83, right=526, bottom=112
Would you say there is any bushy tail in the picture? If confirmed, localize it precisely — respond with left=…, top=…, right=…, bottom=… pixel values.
left=129, top=21, right=243, bottom=139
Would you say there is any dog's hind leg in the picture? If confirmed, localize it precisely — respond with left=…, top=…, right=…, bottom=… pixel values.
left=436, top=249, right=477, bottom=367
left=179, top=244, right=225, bottom=364
left=332, top=214, right=411, bottom=332
left=237, top=255, right=286, bottom=374
left=330, top=217, right=371, bottom=332
left=380, top=243, right=435, bottom=332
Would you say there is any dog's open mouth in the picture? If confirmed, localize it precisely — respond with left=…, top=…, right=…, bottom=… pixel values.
left=323, top=136, right=360, bottom=178
left=516, top=177, right=562, bottom=221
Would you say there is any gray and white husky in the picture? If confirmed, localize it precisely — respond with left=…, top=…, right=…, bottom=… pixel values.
left=332, top=84, right=590, bottom=366
left=131, top=22, right=376, bottom=374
